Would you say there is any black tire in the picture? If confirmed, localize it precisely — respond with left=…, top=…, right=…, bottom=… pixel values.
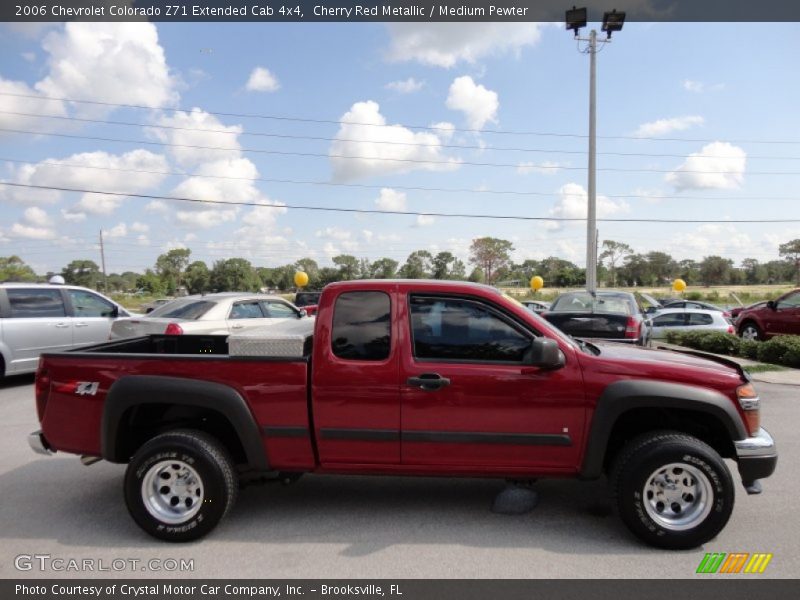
left=739, top=321, right=763, bottom=342
left=611, top=431, right=734, bottom=550
left=124, top=430, right=238, bottom=542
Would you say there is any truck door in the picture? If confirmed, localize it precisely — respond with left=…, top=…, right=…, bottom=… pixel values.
left=399, top=294, right=585, bottom=471
left=769, top=291, right=800, bottom=336
left=311, top=289, right=400, bottom=464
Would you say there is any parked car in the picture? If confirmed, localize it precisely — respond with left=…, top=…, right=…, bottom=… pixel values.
left=521, top=300, right=550, bottom=313
left=730, top=301, right=767, bottom=320
left=294, top=291, right=321, bottom=316
left=736, top=289, right=800, bottom=341
left=0, top=282, right=133, bottom=376
left=30, top=279, right=776, bottom=549
left=649, top=309, right=734, bottom=340
left=110, top=293, right=307, bottom=339
left=542, top=290, right=652, bottom=345
left=141, top=298, right=174, bottom=314
left=659, top=300, right=730, bottom=318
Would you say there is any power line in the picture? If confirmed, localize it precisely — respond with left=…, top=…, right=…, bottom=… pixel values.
left=2, top=90, right=800, bottom=145
left=3, top=109, right=798, bottom=161
left=2, top=182, right=799, bottom=223
left=3, top=126, right=798, bottom=175
left=2, top=156, right=799, bottom=202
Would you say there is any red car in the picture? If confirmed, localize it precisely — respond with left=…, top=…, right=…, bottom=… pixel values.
left=30, top=280, right=776, bottom=549
left=736, top=289, right=800, bottom=340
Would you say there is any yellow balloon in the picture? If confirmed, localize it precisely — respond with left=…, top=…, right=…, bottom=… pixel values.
left=672, top=278, right=687, bottom=293
left=530, top=276, right=544, bottom=291
left=294, top=271, right=309, bottom=288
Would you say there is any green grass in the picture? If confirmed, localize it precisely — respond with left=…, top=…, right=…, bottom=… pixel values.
left=742, top=364, right=789, bottom=374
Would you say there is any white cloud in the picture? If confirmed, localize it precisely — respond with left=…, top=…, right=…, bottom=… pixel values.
left=36, top=23, right=177, bottom=114
left=329, top=101, right=460, bottom=181
left=137, top=234, right=150, bottom=246
left=104, top=223, right=128, bottom=239
left=0, top=149, right=168, bottom=211
left=446, top=76, right=498, bottom=130
left=634, top=115, right=704, bottom=137
left=386, top=23, right=544, bottom=68
left=216, top=200, right=289, bottom=256
left=431, top=121, right=455, bottom=142
left=415, top=215, right=436, bottom=227
left=152, top=109, right=242, bottom=167
left=683, top=80, right=725, bottom=93
left=669, top=224, right=752, bottom=259
left=60, top=208, right=86, bottom=222
left=375, top=188, right=408, bottom=212
left=666, top=142, right=747, bottom=191
left=315, top=226, right=360, bottom=253
left=23, top=206, right=52, bottom=227
left=385, top=78, right=424, bottom=93
left=0, top=77, right=67, bottom=132
left=245, top=66, right=280, bottom=92
left=145, top=200, right=169, bottom=214
left=517, top=160, right=565, bottom=175
left=9, top=223, right=55, bottom=239
left=548, top=182, right=630, bottom=230
left=130, top=221, right=149, bottom=233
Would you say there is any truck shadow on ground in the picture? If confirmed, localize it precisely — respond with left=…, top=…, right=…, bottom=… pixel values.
left=0, top=374, right=35, bottom=390
left=0, top=458, right=656, bottom=557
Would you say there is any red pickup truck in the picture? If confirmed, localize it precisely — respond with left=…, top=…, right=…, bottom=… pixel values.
left=29, top=280, right=776, bottom=549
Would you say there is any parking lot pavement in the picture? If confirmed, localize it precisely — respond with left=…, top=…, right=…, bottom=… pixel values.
left=0, top=374, right=797, bottom=579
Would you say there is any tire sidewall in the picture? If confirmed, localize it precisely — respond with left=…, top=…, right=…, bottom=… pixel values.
left=124, top=435, right=230, bottom=542
left=618, top=441, right=734, bottom=549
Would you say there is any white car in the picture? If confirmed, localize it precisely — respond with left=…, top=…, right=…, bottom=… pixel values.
left=110, top=293, right=307, bottom=339
left=649, top=308, right=734, bottom=340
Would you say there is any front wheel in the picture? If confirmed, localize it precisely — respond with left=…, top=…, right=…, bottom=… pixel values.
left=739, top=322, right=763, bottom=341
left=124, top=430, right=238, bottom=542
left=612, top=431, right=734, bottom=550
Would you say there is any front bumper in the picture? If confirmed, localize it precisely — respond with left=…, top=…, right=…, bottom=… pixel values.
left=28, top=430, right=54, bottom=456
left=735, top=427, right=777, bottom=484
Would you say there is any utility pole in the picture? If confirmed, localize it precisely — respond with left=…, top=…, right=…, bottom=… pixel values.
left=566, top=7, right=625, bottom=293
left=99, top=229, right=108, bottom=292
left=586, top=27, right=597, bottom=292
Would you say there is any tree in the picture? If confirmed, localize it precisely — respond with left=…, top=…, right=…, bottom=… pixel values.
left=599, top=240, right=633, bottom=287
left=699, top=256, right=733, bottom=286
left=333, top=255, right=359, bottom=280
left=210, top=258, right=259, bottom=292
left=778, top=239, right=800, bottom=285
left=184, top=261, right=211, bottom=294
left=468, top=267, right=485, bottom=283
left=399, top=250, right=432, bottom=279
left=450, top=258, right=467, bottom=280
left=740, top=258, right=764, bottom=285
left=0, top=255, right=38, bottom=282
left=136, top=269, right=166, bottom=295
left=469, top=237, right=513, bottom=284
left=61, top=259, right=101, bottom=288
left=294, top=258, right=320, bottom=287
left=645, top=251, right=677, bottom=284
left=155, top=248, right=191, bottom=294
left=431, top=251, right=457, bottom=279
left=370, top=258, right=398, bottom=279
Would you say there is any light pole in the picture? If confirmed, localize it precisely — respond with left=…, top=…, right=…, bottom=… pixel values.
left=566, top=7, right=625, bottom=292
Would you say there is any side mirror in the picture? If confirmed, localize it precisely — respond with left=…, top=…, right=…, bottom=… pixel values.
left=525, top=338, right=565, bottom=370
left=767, top=300, right=776, bottom=311
left=298, top=309, right=307, bottom=318
left=145, top=307, right=154, bottom=314
left=110, top=305, right=120, bottom=318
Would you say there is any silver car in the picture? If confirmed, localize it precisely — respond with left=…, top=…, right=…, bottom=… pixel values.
left=649, top=308, right=734, bottom=340
left=0, top=283, right=133, bottom=376
left=110, top=292, right=307, bottom=339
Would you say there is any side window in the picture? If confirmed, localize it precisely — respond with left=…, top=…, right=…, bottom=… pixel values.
left=262, top=301, right=298, bottom=318
left=410, top=296, right=532, bottom=363
left=688, top=313, right=713, bottom=326
left=7, top=289, right=67, bottom=318
left=68, top=289, right=115, bottom=317
left=331, top=291, right=391, bottom=361
left=653, top=314, right=686, bottom=327
left=229, top=301, right=265, bottom=320
left=777, top=292, right=800, bottom=309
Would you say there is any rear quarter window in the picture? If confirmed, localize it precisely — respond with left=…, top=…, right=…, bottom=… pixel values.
left=331, top=291, right=391, bottom=361
left=153, top=301, right=215, bottom=320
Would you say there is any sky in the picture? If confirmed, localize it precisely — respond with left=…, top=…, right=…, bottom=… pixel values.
left=1, top=19, right=800, bottom=276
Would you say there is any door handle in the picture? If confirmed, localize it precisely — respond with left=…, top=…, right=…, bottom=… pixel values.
left=406, top=373, right=451, bottom=391
left=231, top=323, right=245, bottom=329
left=74, top=322, right=88, bottom=327
left=55, top=323, right=70, bottom=328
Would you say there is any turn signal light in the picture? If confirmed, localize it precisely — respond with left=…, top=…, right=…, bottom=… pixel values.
left=737, top=383, right=760, bottom=436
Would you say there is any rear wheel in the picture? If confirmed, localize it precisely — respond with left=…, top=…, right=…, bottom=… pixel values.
left=612, top=431, right=734, bottom=550
left=739, top=322, right=763, bottom=341
left=124, top=430, right=238, bottom=542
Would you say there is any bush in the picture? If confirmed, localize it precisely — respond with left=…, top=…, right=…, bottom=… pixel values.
left=757, top=336, right=800, bottom=367
left=696, top=332, right=740, bottom=355
left=737, top=339, right=760, bottom=360
left=685, top=291, right=703, bottom=301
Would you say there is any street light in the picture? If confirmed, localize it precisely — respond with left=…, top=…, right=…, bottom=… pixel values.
left=566, top=7, right=624, bottom=293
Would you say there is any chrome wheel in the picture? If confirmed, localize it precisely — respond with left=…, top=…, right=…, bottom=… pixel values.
left=141, top=460, right=204, bottom=524
left=741, top=325, right=760, bottom=341
left=643, top=462, right=713, bottom=531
